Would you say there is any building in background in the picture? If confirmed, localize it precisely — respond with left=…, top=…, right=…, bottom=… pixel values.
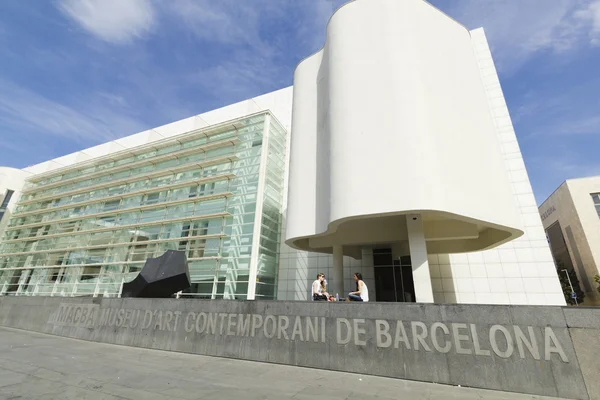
left=539, top=176, right=600, bottom=305
left=0, top=0, right=565, bottom=305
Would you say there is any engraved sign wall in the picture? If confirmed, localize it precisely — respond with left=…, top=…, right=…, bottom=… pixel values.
left=47, top=302, right=570, bottom=363
left=0, top=297, right=595, bottom=400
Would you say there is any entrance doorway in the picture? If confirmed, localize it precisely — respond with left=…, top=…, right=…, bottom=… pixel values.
left=373, top=248, right=416, bottom=302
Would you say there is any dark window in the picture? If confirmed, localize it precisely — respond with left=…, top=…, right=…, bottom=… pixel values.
left=0, top=189, right=15, bottom=223
left=591, top=193, right=600, bottom=217
left=99, top=215, right=116, bottom=225
left=144, top=192, right=160, bottom=205
left=81, top=265, right=101, bottom=281
left=0, top=189, right=14, bottom=209
left=103, top=200, right=121, bottom=211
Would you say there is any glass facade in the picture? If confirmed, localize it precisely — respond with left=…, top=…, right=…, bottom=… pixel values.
left=0, top=112, right=286, bottom=300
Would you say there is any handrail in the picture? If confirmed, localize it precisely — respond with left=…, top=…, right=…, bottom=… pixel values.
left=4, top=192, right=232, bottom=232
left=0, top=233, right=228, bottom=257
left=0, top=256, right=222, bottom=271
left=2, top=212, right=231, bottom=243
left=16, top=154, right=238, bottom=206
left=22, top=137, right=240, bottom=194
left=25, top=110, right=270, bottom=183
left=13, top=173, right=236, bottom=219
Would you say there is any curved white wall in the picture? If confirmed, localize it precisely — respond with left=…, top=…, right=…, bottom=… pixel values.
left=286, top=0, right=523, bottom=254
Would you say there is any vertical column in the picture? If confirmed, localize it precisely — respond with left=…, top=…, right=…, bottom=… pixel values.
left=53, top=267, right=66, bottom=297
left=16, top=269, right=31, bottom=296
left=407, top=214, right=434, bottom=303
left=332, top=245, right=344, bottom=297
left=247, top=114, right=271, bottom=300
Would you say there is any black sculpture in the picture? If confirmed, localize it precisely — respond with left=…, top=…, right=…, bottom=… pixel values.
left=122, top=250, right=190, bottom=298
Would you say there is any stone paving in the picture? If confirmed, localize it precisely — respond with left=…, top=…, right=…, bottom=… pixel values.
left=0, top=327, right=568, bottom=400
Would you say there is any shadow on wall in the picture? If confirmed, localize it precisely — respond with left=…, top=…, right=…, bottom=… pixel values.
left=431, top=254, right=457, bottom=303
left=280, top=211, right=310, bottom=300
left=292, top=252, right=309, bottom=300
left=314, top=56, right=330, bottom=241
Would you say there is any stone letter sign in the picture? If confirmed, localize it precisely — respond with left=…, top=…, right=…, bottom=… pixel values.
left=48, top=303, right=98, bottom=328
left=32, top=299, right=590, bottom=399
left=49, top=303, right=568, bottom=363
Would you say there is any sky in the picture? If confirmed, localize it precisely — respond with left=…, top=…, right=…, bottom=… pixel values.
left=0, top=0, right=599, bottom=204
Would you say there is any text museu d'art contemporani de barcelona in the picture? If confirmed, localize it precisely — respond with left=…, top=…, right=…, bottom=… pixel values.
left=49, top=303, right=569, bottom=363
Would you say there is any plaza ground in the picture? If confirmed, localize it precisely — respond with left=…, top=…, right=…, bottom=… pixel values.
left=0, top=327, right=568, bottom=400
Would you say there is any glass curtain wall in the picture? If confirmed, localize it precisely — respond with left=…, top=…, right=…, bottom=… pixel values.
left=0, top=112, right=287, bottom=299
left=253, top=118, right=286, bottom=299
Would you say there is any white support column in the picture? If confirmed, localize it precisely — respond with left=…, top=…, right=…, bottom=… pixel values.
left=247, top=113, right=271, bottom=300
left=16, top=269, right=31, bottom=296
left=332, top=245, right=344, bottom=298
left=407, top=214, right=434, bottom=303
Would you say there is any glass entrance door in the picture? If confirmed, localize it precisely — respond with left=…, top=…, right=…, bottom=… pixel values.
left=373, top=248, right=416, bottom=302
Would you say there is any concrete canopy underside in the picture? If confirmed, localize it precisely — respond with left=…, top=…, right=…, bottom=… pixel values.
left=288, top=211, right=521, bottom=259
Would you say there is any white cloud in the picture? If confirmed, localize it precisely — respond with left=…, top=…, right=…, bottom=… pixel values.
left=543, top=115, right=600, bottom=137
left=161, top=0, right=343, bottom=56
left=440, top=0, right=600, bottom=73
left=295, top=0, right=344, bottom=54
left=529, top=155, right=600, bottom=202
left=0, top=80, right=147, bottom=144
left=163, top=0, right=263, bottom=45
left=189, top=51, right=287, bottom=101
left=156, top=0, right=344, bottom=101
left=576, top=0, right=600, bottom=45
left=58, top=0, right=155, bottom=44
left=53, top=0, right=344, bottom=108
left=511, top=74, right=600, bottom=139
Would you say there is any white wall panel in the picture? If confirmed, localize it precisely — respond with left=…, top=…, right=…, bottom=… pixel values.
left=286, top=0, right=522, bottom=254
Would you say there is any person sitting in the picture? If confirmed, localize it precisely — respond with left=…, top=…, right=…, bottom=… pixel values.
left=312, top=273, right=329, bottom=301
left=347, top=272, right=369, bottom=302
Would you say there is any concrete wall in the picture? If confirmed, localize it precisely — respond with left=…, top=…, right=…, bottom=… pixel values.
left=0, top=297, right=598, bottom=399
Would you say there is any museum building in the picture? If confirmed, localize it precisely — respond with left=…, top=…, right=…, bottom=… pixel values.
left=0, top=0, right=564, bottom=306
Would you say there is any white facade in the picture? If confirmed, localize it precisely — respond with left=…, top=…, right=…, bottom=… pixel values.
left=278, top=0, right=564, bottom=306
left=0, top=0, right=564, bottom=305
left=288, top=0, right=522, bottom=255
left=539, top=176, right=600, bottom=305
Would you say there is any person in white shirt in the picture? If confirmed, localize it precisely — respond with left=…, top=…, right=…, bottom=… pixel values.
left=347, top=272, right=369, bottom=302
left=312, top=273, right=329, bottom=301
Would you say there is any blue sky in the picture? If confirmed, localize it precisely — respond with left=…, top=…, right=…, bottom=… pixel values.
left=0, top=0, right=599, bottom=203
